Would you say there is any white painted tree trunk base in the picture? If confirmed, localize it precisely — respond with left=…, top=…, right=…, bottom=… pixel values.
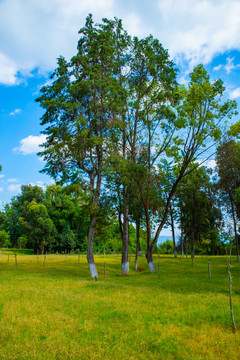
left=89, top=263, right=98, bottom=278
left=135, top=260, right=138, bottom=271
left=148, top=261, right=156, bottom=273
left=122, top=262, right=129, bottom=275
left=174, top=250, right=177, bottom=258
left=138, top=251, right=142, bottom=256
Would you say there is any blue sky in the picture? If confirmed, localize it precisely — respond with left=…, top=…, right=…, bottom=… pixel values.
left=0, top=0, right=240, bottom=220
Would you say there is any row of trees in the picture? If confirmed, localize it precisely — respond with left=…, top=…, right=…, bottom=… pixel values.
left=1, top=144, right=240, bottom=262
left=1, top=15, right=239, bottom=277
left=35, top=15, right=238, bottom=277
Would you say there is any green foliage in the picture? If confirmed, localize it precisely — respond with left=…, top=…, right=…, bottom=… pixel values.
left=17, top=236, right=27, bottom=249
left=0, top=230, right=10, bottom=248
left=176, top=164, right=223, bottom=255
left=157, top=239, right=174, bottom=254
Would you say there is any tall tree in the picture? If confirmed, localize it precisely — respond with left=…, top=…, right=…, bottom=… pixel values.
left=36, top=15, right=129, bottom=277
left=145, top=65, right=237, bottom=271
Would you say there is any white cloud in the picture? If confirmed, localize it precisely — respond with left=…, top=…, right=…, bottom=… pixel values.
left=206, top=160, right=216, bottom=170
left=124, top=13, right=145, bottom=38
left=8, top=184, right=22, bottom=193
left=213, top=64, right=222, bottom=71
left=0, top=52, right=18, bottom=85
left=229, top=87, right=240, bottom=99
left=225, top=57, right=235, bottom=74
left=0, top=187, right=3, bottom=192
left=9, top=108, right=21, bottom=116
left=156, top=0, right=240, bottom=66
left=13, top=134, right=47, bottom=155
left=7, top=178, right=17, bottom=183
left=0, top=0, right=114, bottom=85
left=1, top=0, right=240, bottom=84
left=0, top=175, right=4, bottom=179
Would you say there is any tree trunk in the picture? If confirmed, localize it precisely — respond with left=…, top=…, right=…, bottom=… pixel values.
left=122, top=190, right=129, bottom=275
left=170, top=206, right=177, bottom=257
left=185, top=236, right=188, bottom=258
left=135, top=218, right=140, bottom=270
left=181, top=227, right=184, bottom=258
left=191, top=226, right=194, bottom=259
left=144, top=205, right=156, bottom=272
left=230, top=198, right=239, bottom=261
left=146, top=247, right=156, bottom=272
left=87, top=213, right=98, bottom=278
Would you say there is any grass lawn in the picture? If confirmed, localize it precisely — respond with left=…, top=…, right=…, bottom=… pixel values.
left=0, top=254, right=239, bottom=360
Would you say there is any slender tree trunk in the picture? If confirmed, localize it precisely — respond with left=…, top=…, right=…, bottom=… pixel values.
left=87, top=167, right=101, bottom=278
left=191, top=226, right=194, bottom=259
left=135, top=218, right=140, bottom=270
left=118, top=210, right=123, bottom=241
left=185, top=236, right=188, bottom=258
left=122, top=189, right=129, bottom=275
left=87, top=213, right=98, bottom=278
left=146, top=167, right=187, bottom=265
left=170, top=206, right=177, bottom=257
left=144, top=205, right=156, bottom=272
left=230, top=198, right=239, bottom=261
left=181, top=227, right=184, bottom=258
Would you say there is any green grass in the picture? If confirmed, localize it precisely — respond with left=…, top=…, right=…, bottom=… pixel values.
left=1, top=248, right=34, bottom=255
left=0, top=254, right=239, bottom=359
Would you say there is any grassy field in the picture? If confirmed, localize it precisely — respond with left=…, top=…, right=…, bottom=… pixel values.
left=0, top=254, right=239, bottom=360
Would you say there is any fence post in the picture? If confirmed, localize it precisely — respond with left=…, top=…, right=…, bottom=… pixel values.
left=208, top=258, right=211, bottom=280
left=104, top=262, right=106, bottom=278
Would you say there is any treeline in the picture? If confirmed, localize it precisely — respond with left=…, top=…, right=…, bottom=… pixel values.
left=0, top=184, right=147, bottom=255
left=1, top=136, right=240, bottom=260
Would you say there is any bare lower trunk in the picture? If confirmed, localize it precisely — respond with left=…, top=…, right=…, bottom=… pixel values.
left=144, top=206, right=156, bottom=272
left=185, top=236, right=188, bottom=258
left=122, top=192, right=129, bottom=275
left=135, top=219, right=140, bottom=270
left=191, top=226, right=194, bottom=259
left=231, top=200, right=239, bottom=261
left=87, top=213, right=98, bottom=278
left=170, top=207, right=177, bottom=258
left=146, top=250, right=156, bottom=272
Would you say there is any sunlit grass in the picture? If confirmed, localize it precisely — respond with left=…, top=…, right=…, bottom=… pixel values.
left=0, top=254, right=239, bottom=359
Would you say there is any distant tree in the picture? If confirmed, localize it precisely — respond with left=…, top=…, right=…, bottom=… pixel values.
left=216, top=138, right=240, bottom=260
left=3, top=185, right=45, bottom=247
left=157, top=240, right=174, bottom=254
left=17, top=236, right=27, bottom=249
left=60, top=227, right=76, bottom=253
left=44, top=184, right=89, bottom=252
left=176, top=165, right=222, bottom=256
left=19, top=201, right=56, bottom=254
left=0, top=230, right=10, bottom=249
